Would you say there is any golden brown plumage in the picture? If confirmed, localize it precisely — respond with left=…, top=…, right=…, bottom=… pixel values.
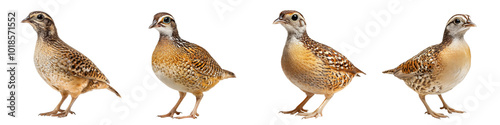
left=383, top=14, right=475, bottom=118
left=22, top=11, right=120, bottom=118
left=274, top=10, right=364, bottom=119
left=150, top=12, right=235, bottom=119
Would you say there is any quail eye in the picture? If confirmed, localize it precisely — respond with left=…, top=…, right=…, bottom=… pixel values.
left=37, top=14, right=43, bottom=20
left=163, top=17, right=171, bottom=23
left=291, top=14, right=298, bottom=21
left=454, top=18, right=460, bottom=24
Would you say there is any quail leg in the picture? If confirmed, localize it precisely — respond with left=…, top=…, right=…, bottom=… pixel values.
left=175, top=93, right=203, bottom=119
left=419, top=94, right=447, bottom=119
left=281, top=91, right=314, bottom=115
left=297, top=94, right=333, bottom=119
left=438, top=94, right=464, bottom=114
left=158, top=91, right=186, bottom=118
left=40, top=91, right=74, bottom=116
left=54, top=93, right=78, bottom=118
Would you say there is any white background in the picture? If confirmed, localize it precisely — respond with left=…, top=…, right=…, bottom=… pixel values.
left=1, top=0, right=499, bottom=125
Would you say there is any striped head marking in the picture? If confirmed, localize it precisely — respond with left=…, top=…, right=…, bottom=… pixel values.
left=273, top=10, right=307, bottom=34
left=21, top=11, right=56, bottom=33
left=149, top=12, right=178, bottom=37
left=445, top=14, right=475, bottom=36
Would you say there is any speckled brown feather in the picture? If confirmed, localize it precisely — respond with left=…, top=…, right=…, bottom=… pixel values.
left=179, top=40, right=225, bottom=77
left=382, top=44, right=447, bottom=93
left=300, top=32, right=365, bottom=75
left=282, top=32, right=363, bottom=94
left=384, top=44, right=444, bottom=78
left=55, top=41, right=109, bottom=83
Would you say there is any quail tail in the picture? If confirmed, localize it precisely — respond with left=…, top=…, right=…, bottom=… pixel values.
left=107, top=85, right=121, bottom=98
left=89, top=81, right=121, bottom=97
left=382, top=69, right=395, bottom=74
left=355, top=68, right=366, bottom=77
left=222, top=69, right=235, bottom=79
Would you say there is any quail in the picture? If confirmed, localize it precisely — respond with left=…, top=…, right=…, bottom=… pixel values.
left=274, top=10, right=365, bottom=119
left=383, top=14, right=475, bottom=119
left=149, top=12, right=235, bottom=119
left=22, top=11, right=121, bottom=118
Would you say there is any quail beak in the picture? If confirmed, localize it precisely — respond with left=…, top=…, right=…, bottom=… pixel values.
left=21, top=16, right=30, bottom=23
left=149, top=20, right=158, bottom=29
left=273, top=18, right=285, bottom=24
left=464, top=21, right=476, bottom=27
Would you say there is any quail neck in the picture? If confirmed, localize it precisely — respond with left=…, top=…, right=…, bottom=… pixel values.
left=155, top=24, right=177, bottom=39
